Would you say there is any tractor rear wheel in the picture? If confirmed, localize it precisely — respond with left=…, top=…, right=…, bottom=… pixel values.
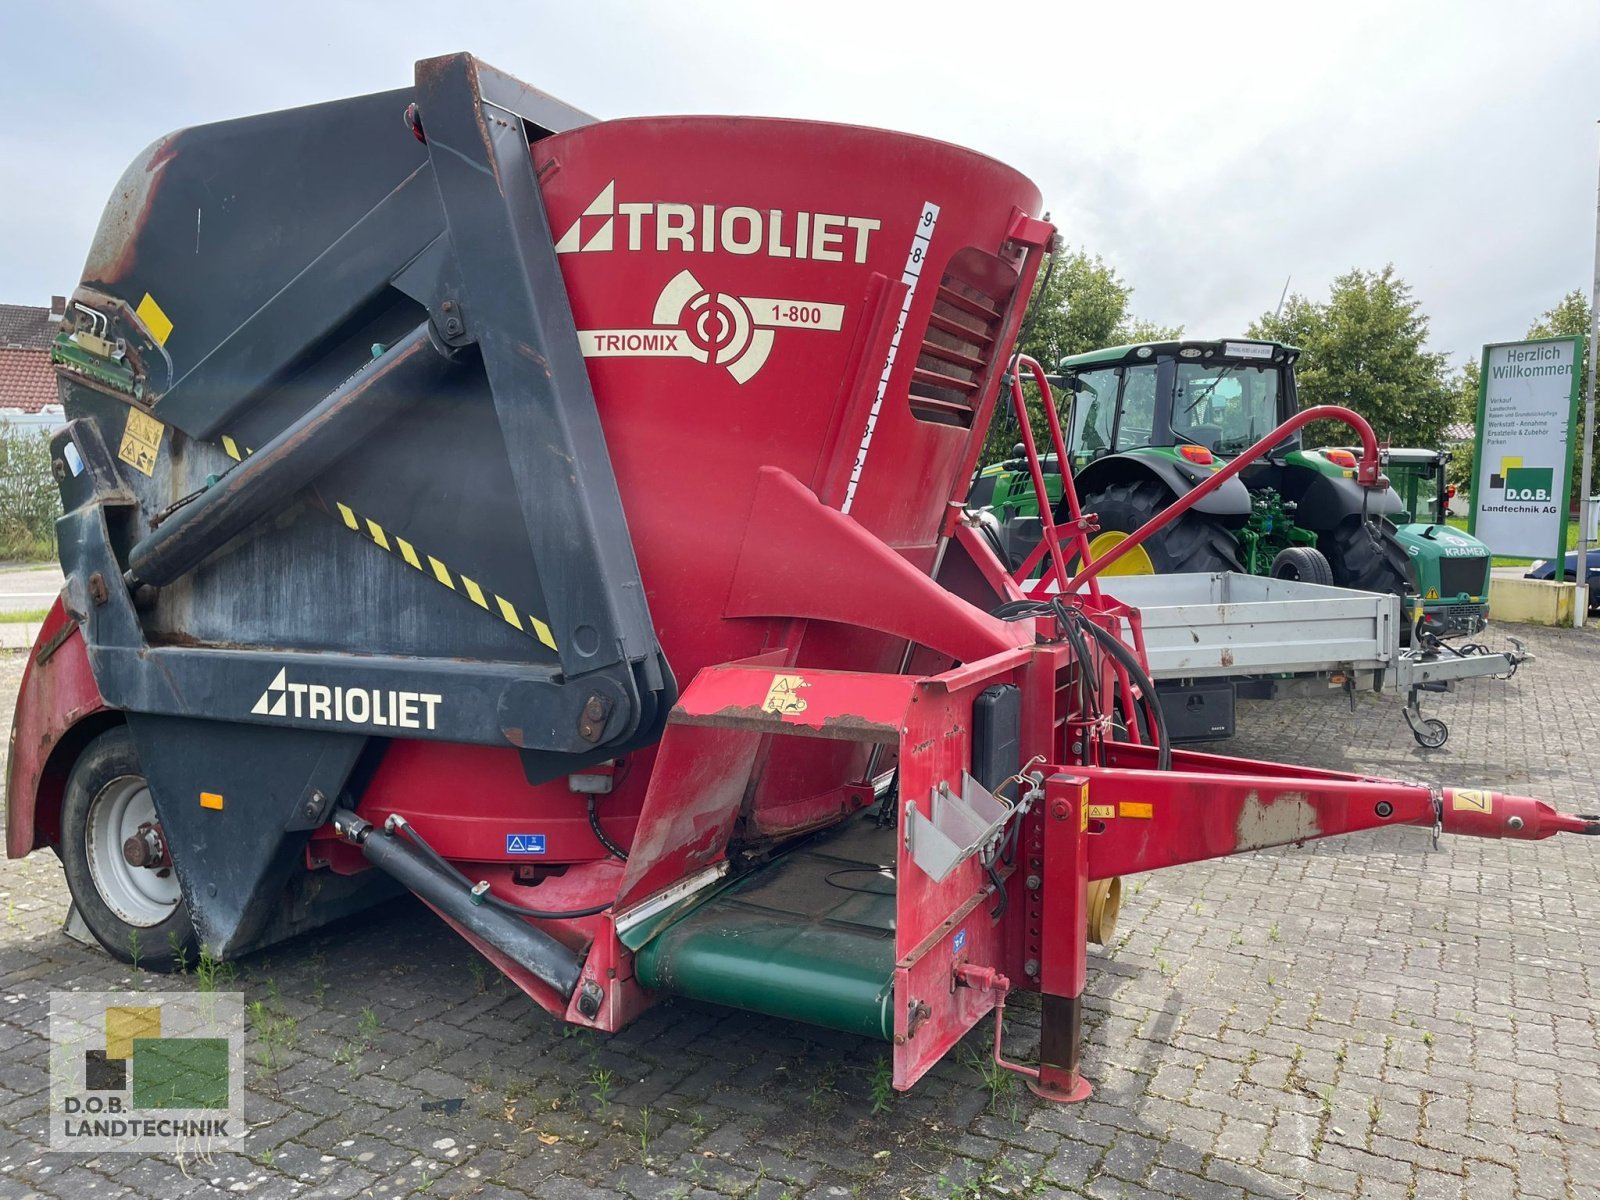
left=59, top=726, right=198, bottom=971
left=1073, top=480, right=1244, bottom=575
left=1319, top=517, right=1415, bottom=599
left=1269, top=546, right=1335, bottom=586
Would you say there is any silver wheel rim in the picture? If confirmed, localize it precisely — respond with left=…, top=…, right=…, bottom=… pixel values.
left=85, top=775, right=181, bottom=927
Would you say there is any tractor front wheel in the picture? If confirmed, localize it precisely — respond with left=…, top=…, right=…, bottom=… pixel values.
left=1074, top=480, right=1244, bottom=575
left=59, top=726, right=198, bottom=971
left=1319, top=517, right=1415, bottom=599
left=1270, top=546, right=1335, bottom=586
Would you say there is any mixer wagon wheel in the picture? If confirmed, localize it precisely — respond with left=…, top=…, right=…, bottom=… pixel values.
left=1074, top=480, right=1243, bottom=575
left=58, top=726, right=199, bottom=971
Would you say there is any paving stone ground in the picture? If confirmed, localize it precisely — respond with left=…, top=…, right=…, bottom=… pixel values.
left=0, top=625, right=1597, bottom=1199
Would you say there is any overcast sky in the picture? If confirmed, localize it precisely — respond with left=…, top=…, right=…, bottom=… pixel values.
left=2, top=0, right=1596, bottom=366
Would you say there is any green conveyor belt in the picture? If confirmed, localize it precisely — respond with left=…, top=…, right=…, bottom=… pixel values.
left=633, top=818, right=898, bottom=1040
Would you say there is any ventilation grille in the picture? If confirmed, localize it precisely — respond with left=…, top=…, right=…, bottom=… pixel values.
left=909, top=251, right=1016, bottom=428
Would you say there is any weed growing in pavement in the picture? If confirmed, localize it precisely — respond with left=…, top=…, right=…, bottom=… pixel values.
left=196, top=945, right=236, bottom=992
left=167, top=931, right=190, bottom=974
left=868, top=1055, right=894, bottom=1115
left=966, top=1047, right=1015, bottom=1115
left=589, top=1067, right=614, bottom=1120
left=248, top=999, right=298, bottom=1074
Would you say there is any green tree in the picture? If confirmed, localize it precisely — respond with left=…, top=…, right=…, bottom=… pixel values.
left=1248, top=265, right=1452, bottom=450
left=1444, top=360, right=1479, bottom=495
left=1525, top=289, right=1594, bottom=507
left=986, top=249, right=1180, bottom=460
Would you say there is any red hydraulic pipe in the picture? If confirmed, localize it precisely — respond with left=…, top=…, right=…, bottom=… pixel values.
left=1003, top=357, right=1089, bottom=599
left=1065, top=403, right=1385, bottom=591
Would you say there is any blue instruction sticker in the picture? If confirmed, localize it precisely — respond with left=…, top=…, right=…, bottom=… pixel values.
left=505, top=834, right=547, bottom=855
left=952, top=929, right=967, bottom=954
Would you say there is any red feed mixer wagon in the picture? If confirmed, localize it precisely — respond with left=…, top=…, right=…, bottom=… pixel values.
left=7, top=53, right=1593, bottom=1101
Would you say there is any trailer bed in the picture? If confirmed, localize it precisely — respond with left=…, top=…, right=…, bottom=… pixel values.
left=1098, top=572, right=1399, bottom=681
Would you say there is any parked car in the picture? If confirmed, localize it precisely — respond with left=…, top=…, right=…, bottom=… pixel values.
left=1526, top=552, right=1600, bottom=610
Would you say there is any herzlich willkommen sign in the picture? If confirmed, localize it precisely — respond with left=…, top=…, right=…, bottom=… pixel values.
left=1470, top=336, right=1583, bottom=567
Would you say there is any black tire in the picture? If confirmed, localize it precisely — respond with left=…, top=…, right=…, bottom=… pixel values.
left=1319, top=517, right=1415, bottom=598
left=1072, top=480, right=1244, bottom=575
left=60, top=726, right=198, bottom=971
left=1270, top=546, right=1335, bottom=586
left=1413, top=718, right=1449, bottom=749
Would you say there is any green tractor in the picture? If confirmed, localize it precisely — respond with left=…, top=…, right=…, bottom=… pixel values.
left=972, top=339, right=1488, bottom=636
left=1330, top=446, right=1489, bottom=638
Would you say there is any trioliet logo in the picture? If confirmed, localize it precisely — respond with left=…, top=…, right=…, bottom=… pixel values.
left=251, top=667, right=443, bottom=730
left=555, top=181, right=882, bottom=263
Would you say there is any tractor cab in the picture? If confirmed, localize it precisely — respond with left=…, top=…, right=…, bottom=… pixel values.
left=1061, top=339, right=1301, bottom=470
left=1374, top=447, right=1453, bottom=525
left=978, top=337, right=1417, bottom=604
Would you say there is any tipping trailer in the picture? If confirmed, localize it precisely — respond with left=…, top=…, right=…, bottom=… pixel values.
left=6, top=54, right=1595, bottom=1102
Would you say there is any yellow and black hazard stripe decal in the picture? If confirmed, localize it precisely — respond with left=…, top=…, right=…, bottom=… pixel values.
left=219, top=438, right=557, bottom=651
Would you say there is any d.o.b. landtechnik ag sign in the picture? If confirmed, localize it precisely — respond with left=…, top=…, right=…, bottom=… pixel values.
left=1470, top=337, right=1583, bottom=564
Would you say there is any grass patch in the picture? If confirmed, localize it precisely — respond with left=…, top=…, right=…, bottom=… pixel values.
left=0, top=608, right=48, bottom=624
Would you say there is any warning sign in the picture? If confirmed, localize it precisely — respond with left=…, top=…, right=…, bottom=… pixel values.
left=117, top=408, right=164, bottom=476
left=1451, top=789, right=1493, bottom=813
left=761, top=674, right=809, bottom=715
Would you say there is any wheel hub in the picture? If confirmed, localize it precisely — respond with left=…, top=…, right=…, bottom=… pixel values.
left=1086, top=531, right=1155, bottom=576
left=122, top=821, right=169, bottom=870
left=86, top=775, right=182, bottom=927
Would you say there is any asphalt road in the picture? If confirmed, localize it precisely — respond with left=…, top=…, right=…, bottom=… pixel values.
left=0, top=563, right=60, bottom=614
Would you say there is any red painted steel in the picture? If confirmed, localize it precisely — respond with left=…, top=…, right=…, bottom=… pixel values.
left=1035, top=774, right=1092, bottom=1101
left=5, top=598, right=112, bottom=859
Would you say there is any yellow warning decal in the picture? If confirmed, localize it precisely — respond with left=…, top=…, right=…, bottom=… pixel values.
left=1452, top=789, right=1492, bottom=813
left=199, top=791, right=224, bottom=810
left=1119, top=801, right=1154, bottom=819
left=1087, top=803, right=1117, bottom=821
left=135, top=293, right=174, bottom=347
left=761, top=674, right=809, bottom=715
left=1425, top=587, right=1439, bottom=600
left=118, top=407, right=164, bottom=476
left=222, top=436, right=559, bottom=652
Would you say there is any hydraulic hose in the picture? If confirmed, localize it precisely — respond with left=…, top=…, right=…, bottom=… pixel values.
left=388, top=815, right=613, bottom=920
left=991, top=598, right=1172, bottom=771
left=332, top=810, right=585, bottom=1000
left=1074, top=613, right=1171, bottom=771
left=587, top=795, right=629, bottom=861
